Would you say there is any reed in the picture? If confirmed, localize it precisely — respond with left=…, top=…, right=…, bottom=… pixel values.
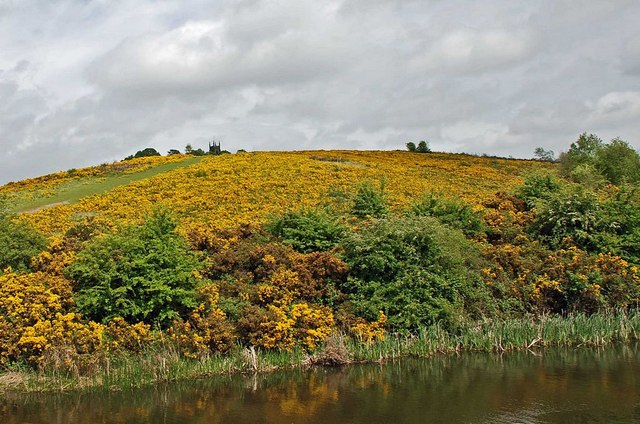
left=349, top=311, right=640, bottom=362
left=4, top=311, right=639, bottom=393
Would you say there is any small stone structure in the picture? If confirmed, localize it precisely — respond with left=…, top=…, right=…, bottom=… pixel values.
left=209, top=141, right=221, bottom=155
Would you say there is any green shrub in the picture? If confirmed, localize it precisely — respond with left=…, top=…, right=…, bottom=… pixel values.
left=340, top=217, right=495, bottom=331
left=526, top=182, right=640, bottom=263
left=515, top=172, right=561, bottom=209
left=66, top=207, right=201, bottom=328
left=529, top=184, right=602, bottom=251
left=265, top=209, right=345, bottom=253
left=351, top=182, right=388, bottom=219
left=410, top=193, right=485, bottom=236
left=0, top=213, right=47, bottom=272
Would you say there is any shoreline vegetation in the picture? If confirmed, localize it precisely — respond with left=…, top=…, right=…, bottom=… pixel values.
left=1, top=136, right=640, bottom=396
left=1, top=311, right=639, bottom=394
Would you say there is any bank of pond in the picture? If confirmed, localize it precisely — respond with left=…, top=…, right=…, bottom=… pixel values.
left=2, top=344, right=640, bottom=423
left=1, top=311, right=639, bottom=394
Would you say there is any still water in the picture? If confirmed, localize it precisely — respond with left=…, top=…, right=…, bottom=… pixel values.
left=2, top=347, right=640, bottom=423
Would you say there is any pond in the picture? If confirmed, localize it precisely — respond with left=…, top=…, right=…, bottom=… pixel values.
left=2, top=346, right=640, bottom=423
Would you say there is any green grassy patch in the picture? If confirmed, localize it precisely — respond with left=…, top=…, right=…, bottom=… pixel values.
left=10, top=158, right=202, bottom=214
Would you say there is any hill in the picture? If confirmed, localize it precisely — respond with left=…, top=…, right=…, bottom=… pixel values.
left=2, top=150, right=550, bottom=235
left=1, top=144, right=639, bottom=391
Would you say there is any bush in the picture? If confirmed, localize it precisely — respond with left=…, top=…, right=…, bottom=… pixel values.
left=526, top=182, right=640, bottom=263
left=265, top=209, right=345, bottom=253
left=351, top=182, right=388, bottom=219
left=66, top=207, right=201, bottom=328
left=0, top=271, right=73, bottom=365
left=340, top=217, right=495, bottom=331
left=529, top=184, right=602, bottom=251
left=410, top=193, right=485, bottom=236
left=515, top=172, right=561, bottom=209
left=0, top=215, right=47, bottom=272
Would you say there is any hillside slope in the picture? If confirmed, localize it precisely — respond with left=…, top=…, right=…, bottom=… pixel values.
left=2, top=150, right=552, bottom=236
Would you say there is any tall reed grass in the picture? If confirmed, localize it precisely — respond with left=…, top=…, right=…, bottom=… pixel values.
left=4, top=311, right=639, bottom=393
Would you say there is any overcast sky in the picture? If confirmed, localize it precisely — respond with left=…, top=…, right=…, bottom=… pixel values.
left=1, top=0, right=640, bottom=184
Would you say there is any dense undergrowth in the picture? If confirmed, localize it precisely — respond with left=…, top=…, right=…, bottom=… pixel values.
left=1, top=134, right=639, bottom=392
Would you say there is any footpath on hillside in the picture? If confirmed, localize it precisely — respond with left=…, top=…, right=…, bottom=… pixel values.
left=12, top=157, right=202, bottom=214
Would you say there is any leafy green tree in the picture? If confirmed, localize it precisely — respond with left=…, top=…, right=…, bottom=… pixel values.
left=167, top=149, right=181, bottom=155
left=66, top=208, right=201, bottom=327
left=533, top=147, right=555, bottom=162
left=559, top=133, right=603, bottom=177
left=406, top=142, right=417, bottom=152
left=416, top=140, right=431, bottom=153
left=593, top=138, right=640, bottom=185
left=558, top=133, right=640, bottom=186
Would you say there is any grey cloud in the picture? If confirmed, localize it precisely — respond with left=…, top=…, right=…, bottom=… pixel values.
left=2, top=0, right=640, bottom=185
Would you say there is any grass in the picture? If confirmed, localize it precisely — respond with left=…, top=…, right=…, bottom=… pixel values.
left=347, top=312, right=640, bottom=362
left=9, top=158, right=202, bottom=213
left=2, top=311, right=639, bottom=394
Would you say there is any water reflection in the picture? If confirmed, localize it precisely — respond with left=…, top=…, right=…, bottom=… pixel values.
left=2, top=347, right=640, bottom=423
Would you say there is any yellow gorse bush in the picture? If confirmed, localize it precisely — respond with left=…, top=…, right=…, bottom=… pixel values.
left=0, top=151, right=556, bottom=366
left=0, top=271, right=106, bottom=367
left=350, top=311, right=387, bottom=344
left=9, top=151, right=550, bottom=237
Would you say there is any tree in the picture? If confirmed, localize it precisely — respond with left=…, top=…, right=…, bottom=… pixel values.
left=168, top=149, right=181, bottom=155
left=558, top=133, right=640, bottom=185
left=593, top=138, right=640, bottom=185
left=406, top=142, right=417, bottom=152
left=533, top=147, right=555, bottom=162
left=416, top=140, right=431, bottom=153
left=66, top=207, right=201, bottom=328
left=559, top=133, right=603, bottom=176
left=124, top=148, right=161, bottom=160
left=185, top=144, right=193, bottom=154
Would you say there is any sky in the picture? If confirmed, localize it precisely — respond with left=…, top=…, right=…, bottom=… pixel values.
left=1, top=0, right=640, bottom=184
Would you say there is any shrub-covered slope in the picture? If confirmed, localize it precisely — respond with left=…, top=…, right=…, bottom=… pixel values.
left=1, top=141, right=639, bottom=378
